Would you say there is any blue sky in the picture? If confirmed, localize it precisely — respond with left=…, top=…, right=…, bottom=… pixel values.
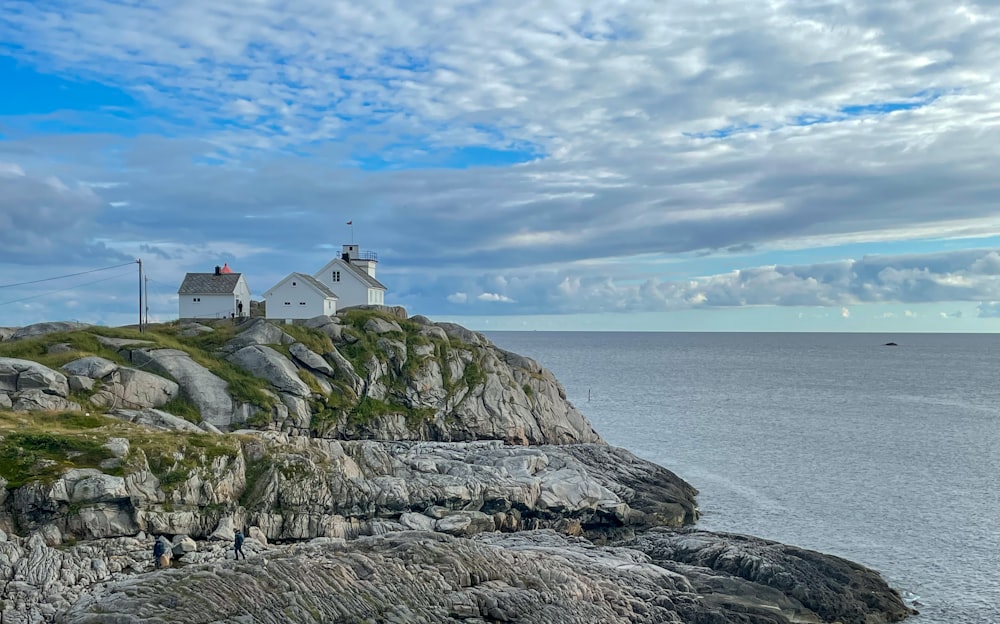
left=2, top=0, right=1000, bottom=332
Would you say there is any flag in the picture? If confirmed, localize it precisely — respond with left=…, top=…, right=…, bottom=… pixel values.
left=346, top=220, right=353, bottom=225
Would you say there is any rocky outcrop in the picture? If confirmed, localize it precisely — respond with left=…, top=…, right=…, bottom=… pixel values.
left=626, top=528, right=917, bottom=623
left=0, top=357, right=78, bottom=412
left=5, top=321, right=90, bottom=341
left=226, top=345, right=311, bottom=397
left=122, top=348, right=253, bottom=428
left=26, top=529, right=910, bottom=624
left=2, top=433, right=694, bottom=545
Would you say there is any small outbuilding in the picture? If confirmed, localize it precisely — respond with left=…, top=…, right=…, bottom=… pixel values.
left=263, top=272, right=338, bottom=321
left=177, top=264, right=251, bottom=320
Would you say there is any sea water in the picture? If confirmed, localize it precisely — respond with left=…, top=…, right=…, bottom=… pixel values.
left=487, top=331, right=1000, bottom=624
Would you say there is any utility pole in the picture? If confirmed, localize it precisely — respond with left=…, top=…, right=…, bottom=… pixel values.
left=137, top=258, right=143, bottom=332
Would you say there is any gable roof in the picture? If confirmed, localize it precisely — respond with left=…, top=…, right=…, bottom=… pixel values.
left=178, top=273, right=245, bottom=295
left=314, top=258, right=387, bottom=290
left=344, top=262, right=387, bottom=290
left=265, top=272, right=338, bottom=299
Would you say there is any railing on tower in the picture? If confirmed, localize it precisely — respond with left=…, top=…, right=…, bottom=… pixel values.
left=358, top=251, right=378, bottom=262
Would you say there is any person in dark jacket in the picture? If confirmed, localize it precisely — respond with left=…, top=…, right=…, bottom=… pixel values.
left=153, top=537, right=167, bottom=569
left=234, top=528, right=246, bottom=560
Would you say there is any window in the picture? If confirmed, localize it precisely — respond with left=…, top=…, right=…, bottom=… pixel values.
left=332, top=271, right=340, bottom=282
left=284, top=301, right=291, bottom=306
left=292, top=281, right=297, bottom=286
left=192, top=297, right=201, bottom=302
left=299, top=302, right=306, bottom=305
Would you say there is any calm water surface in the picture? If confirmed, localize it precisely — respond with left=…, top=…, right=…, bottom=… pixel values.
left=487, top=331, right=1000, bottom=624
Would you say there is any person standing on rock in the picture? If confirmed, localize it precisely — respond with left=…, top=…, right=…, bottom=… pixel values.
left=234, top=528, right=246, bottom=560
left=153, top=537, right=167, bottom=569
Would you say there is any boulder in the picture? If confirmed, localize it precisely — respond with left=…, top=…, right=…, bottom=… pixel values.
left=90, top=367, right=179, bottom=409
left=107, top=408, right=204, bottom=433
left=362, top=317, right=403, bottom=335
left=210, top=517, right=236, bottom=541
left=103, top=438, right=130, bottom=459
left=222, top=319, right=295, bottom=353
left=68, top=376, right=94, bottom=392
left=126, top=349, right=240, bottom=428
left=288, top=342, right=333, bottom=376
left=171, top=535, right=198, bottom=556
left=226, top=345, right=310, bottom=397
left=61, top=357, right=118, bottom=380
left=0, top=357, right=69, bottom=396
left=12, top=390, right=81, bottom=412
left=248, top=526, right=268, bottom=546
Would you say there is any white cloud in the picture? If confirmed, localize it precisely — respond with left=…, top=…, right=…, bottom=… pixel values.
left=2, top=1, right=1000, bottom=325
left=476, top=292, right=515, bottom=303
left=447, top=292, right=468, bottom=304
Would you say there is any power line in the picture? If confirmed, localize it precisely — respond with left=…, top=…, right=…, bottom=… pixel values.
left=0, top=261, right=136, bottom=289
left=0, top=270, right=134, bottom=307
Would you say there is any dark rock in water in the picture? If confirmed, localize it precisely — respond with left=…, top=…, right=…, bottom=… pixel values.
left=626, top=528, right=917, bottom=623
left=884, top=342, right=898, bottom=346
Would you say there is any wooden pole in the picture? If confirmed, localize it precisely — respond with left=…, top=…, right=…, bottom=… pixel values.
left=138, top=259, right=143, bottom=332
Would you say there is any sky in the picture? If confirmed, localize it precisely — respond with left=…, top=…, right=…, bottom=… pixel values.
left=2, top=1, right=1000, bottom=332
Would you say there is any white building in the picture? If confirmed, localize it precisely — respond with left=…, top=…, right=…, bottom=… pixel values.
left=177, top=264, right=251, bottom=320
left=263, top=272, right=338, bottom=321
left=313, top=244, right=386, bottom=309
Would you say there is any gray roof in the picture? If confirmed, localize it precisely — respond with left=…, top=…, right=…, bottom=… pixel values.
left=177, top=273, right=244, bottom=295
left=345, top=263, right=387, bottom=290
left=290, top=273, right=338, bottom=298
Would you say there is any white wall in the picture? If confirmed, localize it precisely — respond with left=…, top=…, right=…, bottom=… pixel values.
left=315, top=260, right=371, bottom=308
left=179, top=294, right=236, bottom=320
left=264, top=279, right=335, bottom=320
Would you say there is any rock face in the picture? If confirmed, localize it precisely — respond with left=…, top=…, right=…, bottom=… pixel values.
left=0, top=357, right=79, bottom=412
left=3, top=434, right=695, bottom=544
left=123, top=348, right=253, bottom=428
left=45, top=530, right=913, bottom=624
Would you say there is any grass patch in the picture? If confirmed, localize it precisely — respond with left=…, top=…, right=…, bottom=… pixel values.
left=161, top=395, right=201, bottom=423
left=0, top=409, right=241, bottom=491
left=282, top=324, right=334, bottom=356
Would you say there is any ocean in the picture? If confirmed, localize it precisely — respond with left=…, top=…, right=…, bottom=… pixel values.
left=486, top=331, right=1000, bottom=624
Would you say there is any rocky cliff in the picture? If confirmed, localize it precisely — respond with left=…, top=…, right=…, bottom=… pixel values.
left=0, top=312, right=915, bottom=623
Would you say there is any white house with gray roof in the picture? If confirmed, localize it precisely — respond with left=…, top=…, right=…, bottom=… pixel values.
left=313, top=244, right=386, bottom=309
left=177, top=264, right=251, bottom=320
left=263, top=272, right=338, bottom=321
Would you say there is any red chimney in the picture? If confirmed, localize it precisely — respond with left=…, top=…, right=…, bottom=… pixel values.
left=221, top=263, right=233, bottom=274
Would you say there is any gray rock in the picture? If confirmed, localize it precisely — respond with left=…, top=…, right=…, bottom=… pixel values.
left=362, top=317, right=403, bottom=335
left=61, top=356, right=118, bottom=380
left=11, top=390, right=81, bottom=412
left=227, top=345, right=310, bottom=397
left=56, top=530, right=915, bottom=624
left=103, top=438, right=130, bottom=458
left=172, top=535, right=198, bottom=556
left=178, top=323, right=214, bottom=337
left=68, top=375, right=94, bottom=392
left=0, top=326, right=14, bottom=342
left=210, top=517, right=236, bottom=541
left=107, top=408, right=204, bottom=433
left=222, top=319, right=295, bottom=353
left=248, top=526, right=268, bottom=546
left=9, top=321, right=90, bottom=341
left=289, top=342, right=333, bottom=376
left=91, top=367, right=179, bottom=409
left=46, top=343, right=74, bottom=355
left=0, top=392, right=11, bottom=409
left=126, top=349, right=239, bottom=428
left=0, top=357, right=69, bottom=396
left=96, top=336, right=155, bottom=349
